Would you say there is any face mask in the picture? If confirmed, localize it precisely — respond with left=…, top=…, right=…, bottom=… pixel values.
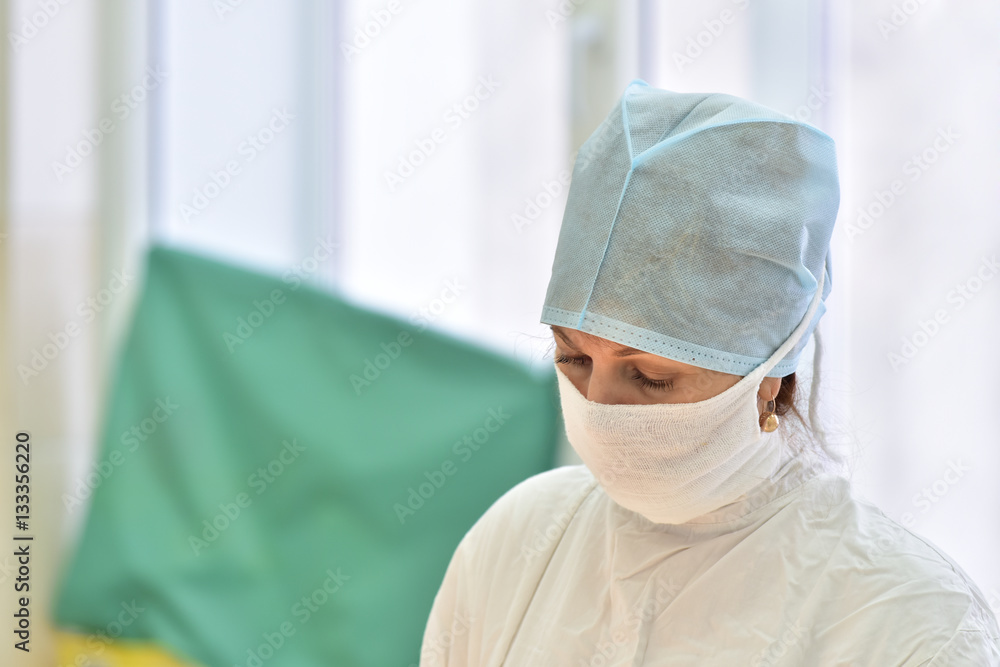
left=554, top=263, right=826, bottom=525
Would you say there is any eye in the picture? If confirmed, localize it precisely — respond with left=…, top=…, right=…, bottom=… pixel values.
left=557, top=354, right=674, bottom=392
left=631, top=370, right=674, bottom=392
left=555, top=353, right=588, bottom=366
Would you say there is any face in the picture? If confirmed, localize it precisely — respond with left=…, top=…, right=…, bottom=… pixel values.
left=550, top=325, right=780, bottom=415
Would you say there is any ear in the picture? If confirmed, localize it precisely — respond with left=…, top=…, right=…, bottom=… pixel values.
left=757, top=377, right=782, bottom=402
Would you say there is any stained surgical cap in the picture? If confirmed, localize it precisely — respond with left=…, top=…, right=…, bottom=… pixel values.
left=541, top=79, right=840, bottom=378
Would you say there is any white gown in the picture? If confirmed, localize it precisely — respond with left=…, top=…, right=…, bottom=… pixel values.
left=419, top=447, right=1000, bottom=666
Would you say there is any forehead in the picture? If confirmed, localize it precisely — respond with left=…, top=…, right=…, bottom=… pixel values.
left=550, top=325, right=719, bottom=375
left=550, top=325, right=637, bottom=352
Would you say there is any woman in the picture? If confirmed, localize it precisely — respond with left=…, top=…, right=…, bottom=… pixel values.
left=420, top=80, right=1000, bottom=665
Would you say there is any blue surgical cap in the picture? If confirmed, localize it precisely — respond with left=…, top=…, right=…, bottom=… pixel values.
left=541, top=80, right=840, bottom=378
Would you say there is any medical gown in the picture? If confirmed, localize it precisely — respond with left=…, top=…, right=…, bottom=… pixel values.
left=420, top=453, right=1000, bottom=666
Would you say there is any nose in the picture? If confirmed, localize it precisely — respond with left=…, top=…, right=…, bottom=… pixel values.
left=577, top=364, right=633, bottom=405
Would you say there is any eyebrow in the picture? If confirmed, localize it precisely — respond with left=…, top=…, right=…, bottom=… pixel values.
left=550, top=326, right=649, bottom=358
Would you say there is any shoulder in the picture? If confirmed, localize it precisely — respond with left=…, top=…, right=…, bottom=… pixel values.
left=490, top=464, right=598, bottom=516
left=922, top=607, right=1000, bottom=666
left=421, top=466, right=602, bottom=665
left=454, top=465, right=599, bottom=565
left=786, top=473, right=988, bottom=605
left=807, top=485, right=1000, bottom=661
left=464, top=464, right=598, bottom=541
left=845, top=493, right=990, bottom=606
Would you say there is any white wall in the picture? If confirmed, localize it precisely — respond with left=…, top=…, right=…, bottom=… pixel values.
left=842, top=0, right=1000, bottom=609
left=647, top=0, right=1000, bottom=603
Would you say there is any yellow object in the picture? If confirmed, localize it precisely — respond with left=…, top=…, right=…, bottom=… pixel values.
left=55, top=630, right=200, bottom=667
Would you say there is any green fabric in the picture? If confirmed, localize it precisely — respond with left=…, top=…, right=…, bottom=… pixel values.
left=53, top=244, right=560, bottom=667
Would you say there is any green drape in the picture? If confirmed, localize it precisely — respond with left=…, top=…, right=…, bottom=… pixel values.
left=53, top=244, right=559, bottom=667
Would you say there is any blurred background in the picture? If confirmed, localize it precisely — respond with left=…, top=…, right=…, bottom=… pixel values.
left=1, top=0, right=999, bottom=664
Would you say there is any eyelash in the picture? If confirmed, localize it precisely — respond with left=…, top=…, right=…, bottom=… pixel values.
left=554, top=353, right=674, bottom=392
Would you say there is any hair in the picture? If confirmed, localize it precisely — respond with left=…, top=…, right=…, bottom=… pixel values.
left=769, top=369, right=850, bottom=473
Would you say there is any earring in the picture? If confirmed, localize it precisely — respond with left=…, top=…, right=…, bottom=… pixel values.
left=760, top=395, right=779, bottom=432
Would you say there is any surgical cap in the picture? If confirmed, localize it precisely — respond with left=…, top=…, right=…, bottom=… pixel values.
left=541, top=79, right=840, bottom=378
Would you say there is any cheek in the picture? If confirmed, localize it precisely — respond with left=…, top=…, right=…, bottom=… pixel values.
left=681, top=372, right=716, bottom=395
left=557, top=364, right=589, bottom=395
left=679, top=372, right=739, bottom=402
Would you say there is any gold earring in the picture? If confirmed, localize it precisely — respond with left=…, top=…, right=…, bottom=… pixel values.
left=760, top=396, right=779, bottom=432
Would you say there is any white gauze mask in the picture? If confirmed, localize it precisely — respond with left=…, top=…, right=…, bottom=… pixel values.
left=554, top=263, right=826, bottom=525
